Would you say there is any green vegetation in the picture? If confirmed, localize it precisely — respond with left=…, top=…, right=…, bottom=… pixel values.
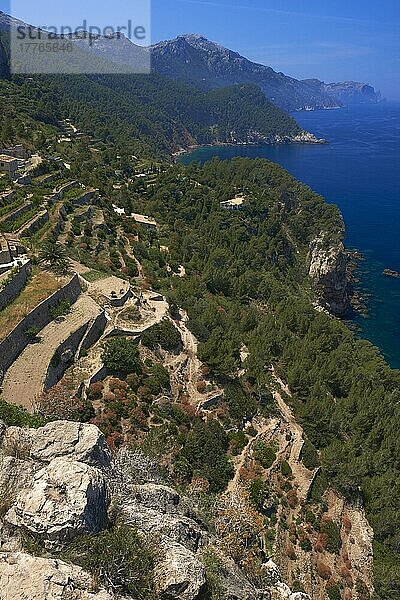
left=300, top=439, right=320, bottom=470
left=253, top=442, right=277, bottom=469
left=62, top=525, right=155, bottom=598
left=182, top=419, right=234, bottom=492
left=320, top=519, right=342, bottom=555
left=49, top=299, right=71, bottom=320
left=249, top=479, right=267, bottom=509
left=280, top=460, right=293, bottom=478
left=81, top=270, right=108, bottom=282
left=39, top=238, right=71, bottom=276
left=141, top=320, right=182, bottom=352
left=102, top=339, right=141, bottom=375
left=0, top=53, right=398, bottom=596
left=130, top=158, right=399, bottom=597
left=201, top=549, right=225, bottom=599
left=0, top=398, right=47, bottom=428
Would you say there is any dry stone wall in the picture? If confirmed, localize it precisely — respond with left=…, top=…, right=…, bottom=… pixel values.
left=0, top=275, right=81, bottom=376
left=0, top=261, right=31, bottom=311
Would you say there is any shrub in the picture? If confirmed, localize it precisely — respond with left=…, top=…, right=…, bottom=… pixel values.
left=229, top=430, right=247, bottom=456
left=340, top=565, right=353, bottom=587
left=280, top=460, right=293, bottom=478
left=50, top=299, right=71, bottom=320
left=25, top=326, right=40, bottom=341
left=0, top=399, right=47, bottom=428
left=202, top=549, right=224, bottom=599
left=88, top=382, right=104, bottom=400
left=144, top=363, right=171, bottom=395
left=141, top=320, right=182, bottom=352
left=327, top=583, right=342, bottom=600
left=253, top=442, right=276, bottom=469
left=321, top=518, right=342, bottom=554
left=342, top=515, right=352, bottom=534
left=287, top=489, right=298, bottom=509
left=300, top=439, right=320, bottom=470
left=300, top=538, right=312, bottom=552
left=249, top=479, right=266, bottom=509
left=102, top=338, right=142, bottom=375
left=286, top=543, right=297, bottom=560
left=182, top=419, right=234, bottom=493
left=62, top=525, right=154, bottom=597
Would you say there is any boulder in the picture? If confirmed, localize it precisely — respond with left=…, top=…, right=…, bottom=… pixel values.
left=121, top=483, right=208, bottom=552
left=154, top=540, right=206, bottom=600
left=128, top=483, right=190, bottom=514
left=4, top=457, right=109, bottom=549
left=0, top=552, right=114, bottom=599
left=2, top=421, right=111, bottom=468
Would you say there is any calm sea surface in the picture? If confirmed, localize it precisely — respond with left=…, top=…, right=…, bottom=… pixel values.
left=179, top=104, right=400, bottom=368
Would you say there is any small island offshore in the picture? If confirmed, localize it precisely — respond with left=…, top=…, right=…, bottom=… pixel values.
left=383, top=268, right=400, bottom=278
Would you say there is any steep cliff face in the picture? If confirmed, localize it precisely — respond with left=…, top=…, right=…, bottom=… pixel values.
left=302, top=79, right=382, bottom=105
left=309, top=234, right=351, bottom=317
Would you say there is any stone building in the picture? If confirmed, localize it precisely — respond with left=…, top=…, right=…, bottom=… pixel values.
left=0, top=154, right=19, bottom=176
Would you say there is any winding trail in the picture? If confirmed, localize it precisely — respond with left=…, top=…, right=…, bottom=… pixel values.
left=271, top=368, right=316, bottom=500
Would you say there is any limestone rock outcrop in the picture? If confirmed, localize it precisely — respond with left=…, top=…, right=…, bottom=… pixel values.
left=0, top=552, right=114, bottom=600
left=309, top=233, right=350, bottom=316
left=2, top=421, right=111, bottom=468
left=154, top=540, right=206, bottom=600
left=5, top=457, right=109, bottom=549
left=0, top=420, right=318, bottom=600
left=121, top=483, right=208, bottom=553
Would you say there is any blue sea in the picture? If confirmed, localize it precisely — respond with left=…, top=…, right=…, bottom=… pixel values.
left=179, top=103, right=400, bottom=368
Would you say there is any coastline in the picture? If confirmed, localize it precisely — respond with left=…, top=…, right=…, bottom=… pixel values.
left=172, top=131, right=327, bottom=160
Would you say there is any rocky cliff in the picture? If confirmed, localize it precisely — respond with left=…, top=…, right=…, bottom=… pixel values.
left=302, top=79, right=382, bottom=106
left=0, top=419, right=313, bottom=600
left=309, top=233, right=351, bottom=317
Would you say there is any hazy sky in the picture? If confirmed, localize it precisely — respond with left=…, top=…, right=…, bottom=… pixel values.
left=5, top=0, right=400, bottom=98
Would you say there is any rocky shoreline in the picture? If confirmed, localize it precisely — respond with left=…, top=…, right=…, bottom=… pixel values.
left=173, top=130, right=326, bottom=159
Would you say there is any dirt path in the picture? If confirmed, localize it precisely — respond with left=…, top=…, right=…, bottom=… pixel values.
left=2, top=296, right=101, bottom=412
left=271, top=368, right=315, bottom=500
left=226, top=417, right=280, bottom=495
left=169, top=310, right=223, bottom=408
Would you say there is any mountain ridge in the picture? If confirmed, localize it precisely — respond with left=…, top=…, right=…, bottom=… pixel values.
left=151, top=33, right=383, bottom=111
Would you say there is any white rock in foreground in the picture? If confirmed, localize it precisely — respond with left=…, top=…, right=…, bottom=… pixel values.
left=5, top=457, right=109, bottom=548
left=0, top=552, right=113, bottom=600
left=154, top=540, right=206, bottom=600
left=2, top=421, right=111, bottom=468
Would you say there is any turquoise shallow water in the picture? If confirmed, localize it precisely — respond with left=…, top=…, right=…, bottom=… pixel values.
left=179, top=104, right=400, bottom=368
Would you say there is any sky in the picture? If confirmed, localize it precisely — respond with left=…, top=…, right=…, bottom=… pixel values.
left=4, top=0, right=400, bottom=99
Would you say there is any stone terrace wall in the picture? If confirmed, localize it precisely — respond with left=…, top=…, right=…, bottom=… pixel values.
left=79, top=311, right=108, bottom=353
left=0, top=261, right=31, bottom=311
left=45, top=310, right=108, bottom=391
left=0, top=275, right=81, bottom=375
left=44, top=323, right=90, bottom=391
left=18, top=210, right=49, bottom=237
